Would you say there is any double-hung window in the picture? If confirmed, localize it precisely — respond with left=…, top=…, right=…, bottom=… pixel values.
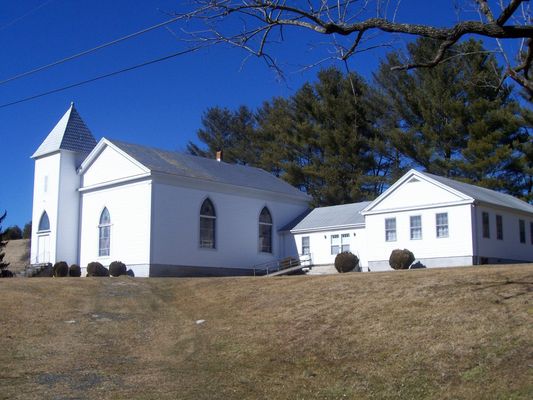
left=482, top=212, right=490, bottom=238
left=330, top=234, right=340, bottom=255
left=385, top=218, right=396, bottom=242
left=301, top=236, right=310, bottom=255
left=410, top=215, right=422, bottom=240
left=436, top=213, right=448, bottom=238
left=341, top=233, right=350, bottom=252
left=496, top=215, right=503, bottom=240
left=519, top=219, right=526, bottom=243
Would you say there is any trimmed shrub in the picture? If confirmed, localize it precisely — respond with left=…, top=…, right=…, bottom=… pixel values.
left=126, top=269, right=135, bottom=277
left=334, top=251, right=359, bottom=273
left=86, top=262, right=109, bottom=277
left=69, top=264, right=81, bottom=277
left=0, top=269, right=14, bottom=278
left=53, top=261, right=69, bottom=277
left=109, top=261, right=127, bottom=277
left=410, top=261, right=426, bottom=269
left=389, top=249, right=415, bottom=270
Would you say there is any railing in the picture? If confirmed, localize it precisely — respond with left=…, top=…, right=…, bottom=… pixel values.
left=252, top=253, right=313, bottom=276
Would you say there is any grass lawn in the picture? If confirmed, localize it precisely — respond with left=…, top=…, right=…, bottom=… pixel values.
left=1, top=265, right=532, bottom=399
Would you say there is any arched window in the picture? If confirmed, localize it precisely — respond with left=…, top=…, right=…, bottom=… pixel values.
left=98, top=208, right=111, bottom=257
left=259, top=207, right=272, bottom=253
left=200, top=198, right=216, bottom=249
left=38, top=211, right=50, bottom=232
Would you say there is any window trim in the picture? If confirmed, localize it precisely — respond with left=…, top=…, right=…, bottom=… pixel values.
left=435, top=212, right=449, bottom=238
left=37, top=211, right=50, bottom=233
left=199, top=198, right=217, bottom=250
left=98, top=207, right=111, bottom=257
left=385, top=218, right=397, bottom=242
left=301, top=236, right=310, bottom=255
left=410, top=215, right=422, bottom=240
left=258, top=206, right=273, bottom=254
left=496, top=215, right=503, bottom=240
left=482, top=211, right=490, bottom=238
left=341, top=233, right=350, bottom=253
left=330, top=234, right=340, bottom=255
left=519, top=219, right=526, bottom=244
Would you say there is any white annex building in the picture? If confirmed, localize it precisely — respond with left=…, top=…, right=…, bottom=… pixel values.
left=31, top=105, right=533, bottom=276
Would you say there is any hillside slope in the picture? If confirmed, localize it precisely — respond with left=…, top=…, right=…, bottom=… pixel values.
left=1, top=265, right=532, bottom=399
left=2, top=239, right=30, bottom=274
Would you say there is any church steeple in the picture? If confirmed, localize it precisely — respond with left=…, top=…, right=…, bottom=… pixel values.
left=31, top=103, right=97, bottom=159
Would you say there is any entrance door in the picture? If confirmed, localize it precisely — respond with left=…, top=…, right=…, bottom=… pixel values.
left=37, top=234, right=50, bottom=263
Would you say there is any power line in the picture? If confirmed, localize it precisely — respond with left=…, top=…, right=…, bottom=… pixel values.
left=0, top=46, right=203, bottom=109
left=0, top=14, right=185, bottom=86
left=0, top=0, right=56, bottom=31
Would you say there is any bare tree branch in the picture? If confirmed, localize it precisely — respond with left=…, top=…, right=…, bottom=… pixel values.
left=172, top=1, right=533, bottom=97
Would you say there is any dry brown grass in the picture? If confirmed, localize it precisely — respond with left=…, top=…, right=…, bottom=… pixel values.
left=3, top=239, right=30, bottom=274
left=1, top=265, right=532, bottom=399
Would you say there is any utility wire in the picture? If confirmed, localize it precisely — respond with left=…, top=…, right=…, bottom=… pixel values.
left=0, top=46, right=203, bottom=109
left=0, top=0, right=56, bottom=31
left=0, top=14, right=184, bottom=86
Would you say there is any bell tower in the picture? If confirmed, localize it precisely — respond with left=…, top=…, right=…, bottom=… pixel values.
left=30, top=103, right=97, bottom=266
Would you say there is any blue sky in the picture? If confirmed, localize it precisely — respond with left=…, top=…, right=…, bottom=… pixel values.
left=0, top=0, right=521, bottom=227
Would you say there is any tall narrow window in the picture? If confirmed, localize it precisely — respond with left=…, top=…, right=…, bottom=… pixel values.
left=385, top=218, right=396, bottom=242
left=98, top=208, right=111, bottom=257
left=530, top=222, right=533, bottom=245
left=341, top=233, right=350, bottom=252
left=301, top=236, right=310, bottom=255
left=330, top=234, right=340, bottom=255
left=519, top=219, right=525, bottom=243
left=259, top=207, right=272, bottom=253
left=38, top=211, right=50, bottom=232
left=200, top=199, right=216, bottom=249
left=436, top=213, right=449, bottom=238
left=410, top=215, right=422, bottom=240
left=496, top=215, right=503, bottom=240
left=482, top=212, right=490, bottom=238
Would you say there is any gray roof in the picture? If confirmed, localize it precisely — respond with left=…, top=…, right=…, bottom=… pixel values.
left=109, top=140, right=310, bottom=200
left=422, top=172, right=533, bottom=215
left=32, top=104, right=97, bottom=158
left=289, top=201, right=372, bottom=232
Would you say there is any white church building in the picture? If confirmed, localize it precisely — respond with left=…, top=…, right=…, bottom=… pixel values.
left=30, top=105, right=533, bottom=276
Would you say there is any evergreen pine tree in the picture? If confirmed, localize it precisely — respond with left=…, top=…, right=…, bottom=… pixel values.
left=257, top=67, right=392, bottom=206
left=0, top=211, right=11, bottom=273
left=374, top=38, right=531, bottom=199
left=187, top=106, right=258, bottom=165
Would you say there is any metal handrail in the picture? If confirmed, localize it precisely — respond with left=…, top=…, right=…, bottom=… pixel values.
left=252, top=253, right=313, bottom=276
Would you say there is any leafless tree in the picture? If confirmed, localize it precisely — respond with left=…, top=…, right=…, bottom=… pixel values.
left=172, top=1, right=532, bottom=97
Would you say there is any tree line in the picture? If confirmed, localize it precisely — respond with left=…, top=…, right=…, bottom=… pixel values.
left=2, top=221, right=31, bottom=240
left=187, top=38, right=532, bottom=207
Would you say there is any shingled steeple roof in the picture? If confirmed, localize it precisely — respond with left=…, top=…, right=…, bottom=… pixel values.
left=32, top=103, right=97, bottom=158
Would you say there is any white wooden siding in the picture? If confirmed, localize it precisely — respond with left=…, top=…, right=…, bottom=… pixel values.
left=31, top=154, right=61, bottom=265
left=79, top=180, right=152, bottom=276
left=82, top=144, right=146, bottom=187
left=475, top=205, right=533, bottom=262
left=150, top=180, right=308, bottom=270
left=365, top=204, right=474, bottom=270
left=370, top=178, right=467, bottom=212
left=55, top=151, right=81, bottom=264
left=292, top=226, right=366, bottom=269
